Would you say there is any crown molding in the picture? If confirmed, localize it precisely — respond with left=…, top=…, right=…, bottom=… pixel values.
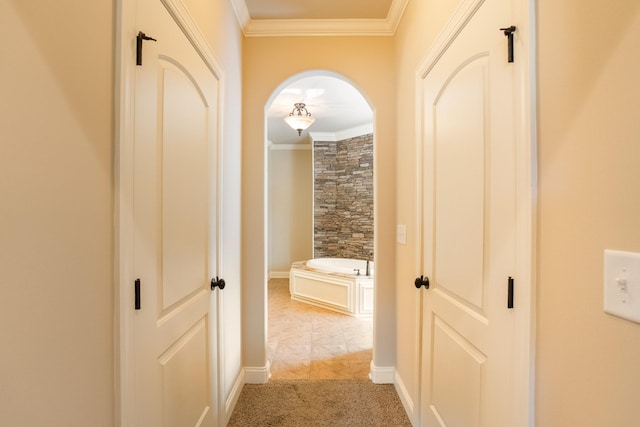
left=269, top=143, right=313, bottom=151
left=229, top=0, right=250, bottom=30
left=336, top=123, right=374, bottom=140
left=387, top=0, right=410, bottom=34
left=234, top=0, right=409, bottom=37
left=310, top=123, right=373, bottom=142
left=244, top=18, right=394, bottom=37
left=308, top=132, right=337, bottom=142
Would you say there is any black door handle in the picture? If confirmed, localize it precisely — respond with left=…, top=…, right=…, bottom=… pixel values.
left=414, top=276, right=430, bottom=289
left=211, top=277, right=226, bottom=290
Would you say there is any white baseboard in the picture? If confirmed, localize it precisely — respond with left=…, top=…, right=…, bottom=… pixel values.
left=369, top=361, right=395, bottom=384
left=243, top=362, right=271, bottom=384
left=223, top=371, right=245, bottom=425
left=268, top=271, right=289, bottom=280
left=394, top=371, right=416, bottom=425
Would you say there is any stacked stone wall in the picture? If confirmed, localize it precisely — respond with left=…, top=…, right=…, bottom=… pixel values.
left=314, top=134, right=373, bottom=260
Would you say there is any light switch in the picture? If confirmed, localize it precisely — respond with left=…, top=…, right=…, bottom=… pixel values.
left=604, top=250, right=640, bottom=324
left=397, top=224, right=407, bottom=245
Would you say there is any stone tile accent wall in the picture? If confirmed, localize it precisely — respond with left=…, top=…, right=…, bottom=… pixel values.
left=314, top=134, right=373, bottom=260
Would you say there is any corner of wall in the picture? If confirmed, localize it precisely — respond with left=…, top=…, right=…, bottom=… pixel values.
left=369, top=361, right=395, bottom=384
left=243, top=363, right=271, bottom=384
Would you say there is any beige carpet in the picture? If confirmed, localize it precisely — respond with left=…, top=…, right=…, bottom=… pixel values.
left=227, top=379, right=412, bottom=426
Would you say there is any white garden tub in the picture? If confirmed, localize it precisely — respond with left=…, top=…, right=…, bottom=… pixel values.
left=289, top=258, right=374, bottom=317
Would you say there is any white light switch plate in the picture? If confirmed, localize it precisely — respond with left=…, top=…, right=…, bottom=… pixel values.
left=604, top=250, right=640, bottom=324
left=397, top=224, right=407, bottom=245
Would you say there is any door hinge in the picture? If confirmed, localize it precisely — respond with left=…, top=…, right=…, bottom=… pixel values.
left=500, top=26, right=516, bottom=63
left=507, top=276, right=514, bottom=309
left=136, top=31, right=157, bottom=66
left=135, top=278, right=141, bottom=310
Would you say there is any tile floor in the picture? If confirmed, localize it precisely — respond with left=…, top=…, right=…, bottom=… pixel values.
left=268, top=278, right=373, bottom=380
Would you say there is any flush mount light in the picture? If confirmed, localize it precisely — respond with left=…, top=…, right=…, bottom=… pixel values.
left=284, top=103, right=315, bottom=136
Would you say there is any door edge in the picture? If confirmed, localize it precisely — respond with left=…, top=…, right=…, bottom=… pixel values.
left=412, top=0, right=537, bottom=425
left=114, top=0, right=227, bottom=425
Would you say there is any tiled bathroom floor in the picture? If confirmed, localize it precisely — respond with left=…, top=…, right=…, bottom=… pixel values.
left=268, top=278, right=373, bottom=380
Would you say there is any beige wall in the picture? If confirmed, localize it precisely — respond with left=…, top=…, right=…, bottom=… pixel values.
left=242, top=36, right=397, bottom=368
left=0, top=1, right=114, bottom=425
left=393, top=0, right=460, bottom=416
left=268, top=148, right=313, bottom=273
left=0, top=0, right=243, bottom=425
left=6, top=0, right=638, bottom=423
left=536, top=0, right=640, bottom=425
left=393, top=0, right=640, bottom=425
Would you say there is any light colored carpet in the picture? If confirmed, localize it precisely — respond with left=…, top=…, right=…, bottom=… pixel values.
left=227, top=379, right=412, bottom=426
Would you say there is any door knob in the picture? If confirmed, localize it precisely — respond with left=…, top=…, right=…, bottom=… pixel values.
left=414, top=275, right=430, bottom=289
left=211, top=277, right=226, bottom=290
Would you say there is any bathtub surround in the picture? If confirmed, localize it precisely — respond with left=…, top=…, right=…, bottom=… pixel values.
left=314, top=134, right=374, bottom=260
left=290, top=259, right=374, bottom=317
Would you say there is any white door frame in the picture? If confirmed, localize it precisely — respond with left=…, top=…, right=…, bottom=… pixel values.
left=114, top=0, right=226, bottom=424
left=414, top=0, right=536, bottom=424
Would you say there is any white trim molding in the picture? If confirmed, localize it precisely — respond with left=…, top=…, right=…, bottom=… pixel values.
left=223, top=372, right=245, bottom=426
left=159, top=0, right=224, bottom=79
left=415, top=0, right=485, bottom=79
left=309, top=123, right=373, bottom=143
left=369, top=362, right=395, bottom=384
left=230, top=0, right=409, bottom=37
left=268, top=144, right=312, bottom=151
left=267, top=271, right=290, bottom=279
left=244, top=18, right=395, bottom=37
left=243, top=365, right=271, bottom=384
left=512, top=1, right=537, bottom=425
left=228, top=0, right=250, bottom=30
left=114, top=2, right=136, bottom=423
left=394, top=371, right=416, bottom=425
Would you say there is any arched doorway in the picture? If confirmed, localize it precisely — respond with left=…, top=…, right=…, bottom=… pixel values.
left=265, top=70, right=375, bottom=379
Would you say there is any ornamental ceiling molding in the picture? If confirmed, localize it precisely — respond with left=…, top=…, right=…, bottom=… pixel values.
left=229, top=0, right=409, bottom=37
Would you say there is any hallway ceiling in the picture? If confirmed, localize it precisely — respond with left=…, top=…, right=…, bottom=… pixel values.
left=231, top=0, right=408, bottom=36
left=243, top=0, right=393, bottom=20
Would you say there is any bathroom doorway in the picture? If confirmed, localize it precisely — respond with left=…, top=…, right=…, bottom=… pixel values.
left=265, top=71, right=375, bottom=379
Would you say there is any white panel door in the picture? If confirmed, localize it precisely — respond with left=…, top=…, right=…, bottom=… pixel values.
left=419, top=0, right=517, bottom=425
left=133, top=0, right=220, bottom=425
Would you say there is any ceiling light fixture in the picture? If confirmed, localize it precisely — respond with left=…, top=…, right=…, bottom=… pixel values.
left=284, top=103, right=315, bottom=136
